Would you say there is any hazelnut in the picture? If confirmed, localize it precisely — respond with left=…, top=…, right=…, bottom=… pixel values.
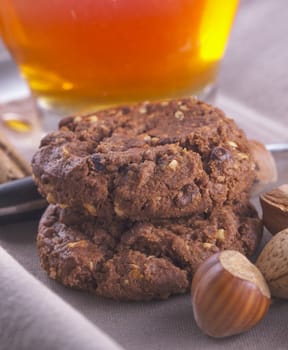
left=256, top=228, right=288, bottom=299
left=260, top=184, right=288, bottom=234
left=191, top=250, right=271, bottom=338
left=249, top=140, right=277, bottom=196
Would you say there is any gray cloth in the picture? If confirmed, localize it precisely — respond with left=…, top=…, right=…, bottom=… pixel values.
left=1, top=0, right=288, bottom=349
left=0, top=247, right=124, bottom=350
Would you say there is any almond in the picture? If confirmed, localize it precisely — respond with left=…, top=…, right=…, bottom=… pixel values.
left=256, top=228, right=288, bottom=299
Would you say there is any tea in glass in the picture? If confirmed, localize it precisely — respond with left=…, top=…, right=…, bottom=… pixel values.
left=0, top=0, right=239, bottom=115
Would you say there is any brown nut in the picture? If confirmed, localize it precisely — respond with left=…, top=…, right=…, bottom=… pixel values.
left=191, top=250, right=271, bottom=338
left=256, top=228, right=288, bottom=299
left=249, top=140, right=277, bottom=196
left=260, top=184, right=288, bottom=234
left=0, top=131, right=31, bottom=183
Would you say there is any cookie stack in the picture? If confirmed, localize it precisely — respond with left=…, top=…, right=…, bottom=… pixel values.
left=32, top=97, right=263, bottom=301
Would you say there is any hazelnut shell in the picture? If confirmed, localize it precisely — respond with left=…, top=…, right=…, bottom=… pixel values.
left=260, top=184, right=288, bottom=235
left=192, top=250, right=271, bottom=338
left=248, top=140, right=277, bottom=196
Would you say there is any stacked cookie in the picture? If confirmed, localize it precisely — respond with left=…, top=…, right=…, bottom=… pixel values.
left=32, top=97, right=263, bottom=301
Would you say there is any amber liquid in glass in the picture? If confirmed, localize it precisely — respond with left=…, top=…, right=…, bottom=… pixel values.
left=0, top=0, right=238, bottom=113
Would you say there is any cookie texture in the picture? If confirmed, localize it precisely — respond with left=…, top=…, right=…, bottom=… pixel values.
left=37, top=203, right=262, bottom=301
left=32, top=97, right=255, bottom=220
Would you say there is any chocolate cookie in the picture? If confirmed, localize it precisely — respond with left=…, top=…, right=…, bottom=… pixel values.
left=32, top=97, right=255, bottom=220
left=37, top=202, right=262, bottom=301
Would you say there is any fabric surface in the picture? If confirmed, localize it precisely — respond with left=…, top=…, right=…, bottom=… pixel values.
left=1, top=0, right=288, bottom=349
left=0, top=247, right=124, bottom=350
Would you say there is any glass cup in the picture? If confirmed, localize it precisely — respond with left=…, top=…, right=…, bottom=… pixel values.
left=0, top=0, right=238, bottom=129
